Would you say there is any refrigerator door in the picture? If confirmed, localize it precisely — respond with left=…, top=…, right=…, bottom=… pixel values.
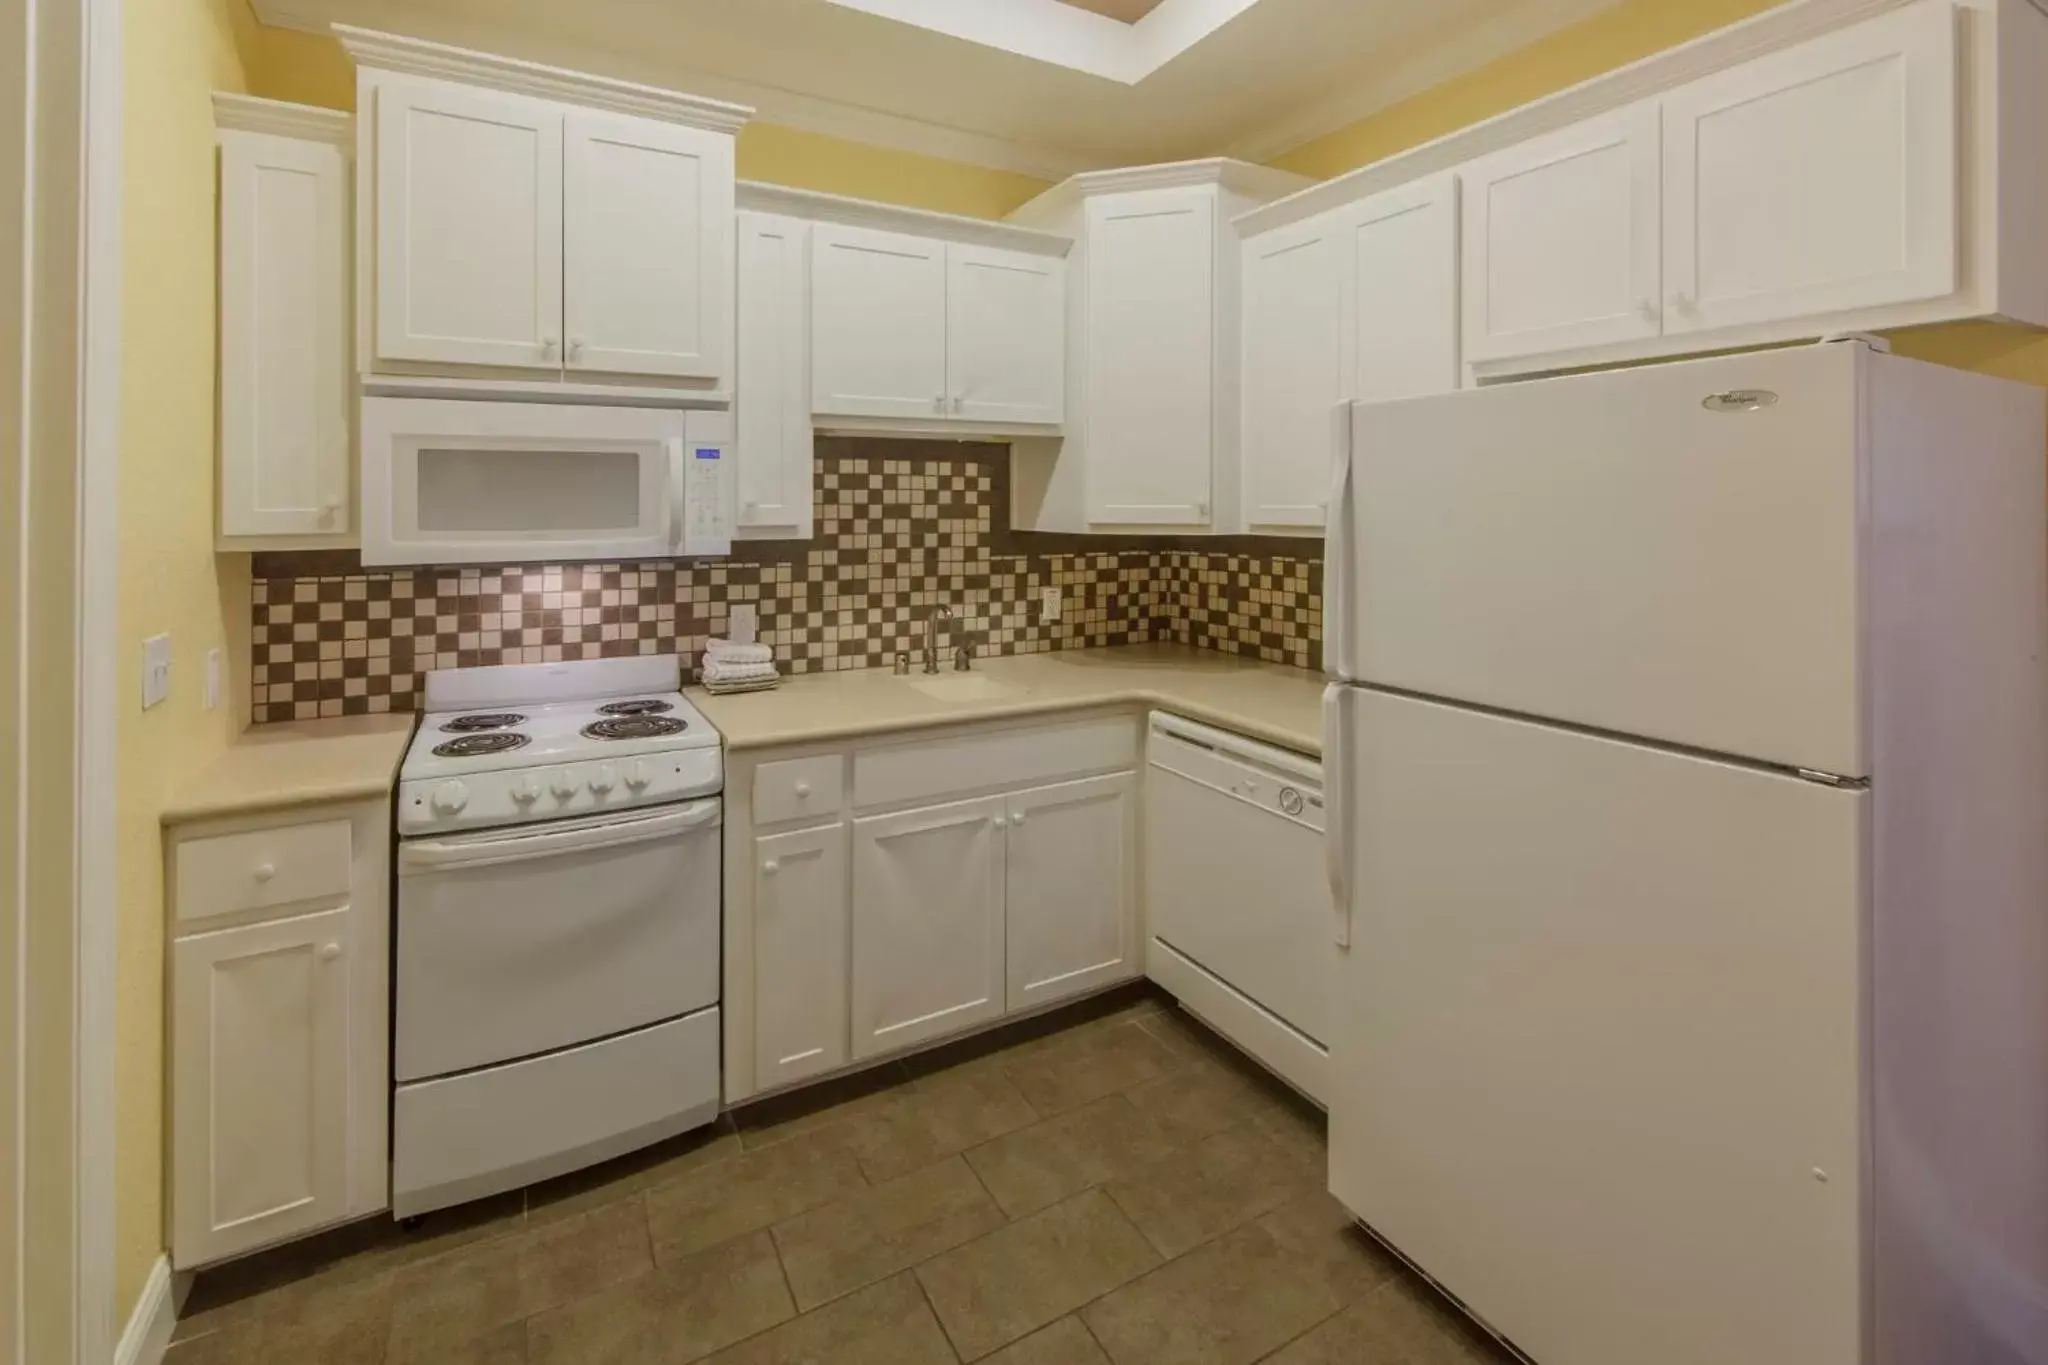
left=1329, top=687, right=1866, bottom=1365
left=1339, top=343, right=1866, bottom=777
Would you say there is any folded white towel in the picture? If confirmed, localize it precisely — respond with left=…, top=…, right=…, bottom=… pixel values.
left=701, top=659, right=779, bottom=682
left=703, top=674, right=781, bottom=695
left=703, top=638, right=772, bottom=665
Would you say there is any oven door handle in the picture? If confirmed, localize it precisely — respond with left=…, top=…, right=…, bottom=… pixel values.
left=400, top=799, right=721, bottom=872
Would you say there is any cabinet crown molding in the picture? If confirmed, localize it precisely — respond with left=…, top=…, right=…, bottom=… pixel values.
left=1233, top=0, right=1937, bottom=238
left=213, top=92, right=353, bottom=144
left=335, top=25, right=755, bottom=133
left=1014, top=157, right=1312, bottom=221
left=737, top=180, right=1073, bottom=257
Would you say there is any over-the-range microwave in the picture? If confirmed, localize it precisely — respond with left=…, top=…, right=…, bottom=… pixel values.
left=359, top=396, right=735, bottom=566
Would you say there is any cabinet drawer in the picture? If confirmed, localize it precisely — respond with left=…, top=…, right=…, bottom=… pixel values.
left=754, top=755, right=845, bottom=826
left=175, top=820, right=354, bottom=923
left=854, top=717, right=1138, bottom=811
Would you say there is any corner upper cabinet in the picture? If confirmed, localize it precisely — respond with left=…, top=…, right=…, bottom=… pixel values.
left=736, top=211, right=814, bottom=538
left=346, top=30, right=750, bottom=392
left=809, top=223, right=951, bottom=421
left=1460, top=104, right=1663, bottom=364
left=372, top=80, right=564, bottom=372
left=1660, top=0, right=1958, bottom=336
left=215, top=95, right=355, bottom=548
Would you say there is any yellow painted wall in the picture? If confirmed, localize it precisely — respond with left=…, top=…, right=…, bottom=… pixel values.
left=115, top=0, right=256, bottom=1320
left=1270, top=0, right=2048, bottom=387
left=250, top=26, right=1050, bottom=219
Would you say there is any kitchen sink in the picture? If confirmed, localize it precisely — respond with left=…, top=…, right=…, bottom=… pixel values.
left=905, top=674, right=1029, bottom=703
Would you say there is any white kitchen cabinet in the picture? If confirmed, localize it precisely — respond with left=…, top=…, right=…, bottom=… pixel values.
left=810, top=223, right=951, bottom=421
left=1460, top=103, right=1662, bottom=364
left=166, top=799, right=391, bottom=1268
left=1085, top=186, right=1217, bottom=525
left=563, top=111, right=733, bottom=380
left=1005, top=773, right=1137, bottom=1012
left=1240, top=212, right=1343, bottom=531
left=736, top=212, right=814, bottom=537
left=947, top=245, right=1065, bottom=425
left=373, top=80, right=564, bottom=372
left=171, top=907, right=353, bottom=1267
left=850, top=795, right=1008, bottom=1060
left=1240, top=173, right=1458, bottom=533
left=215, top=97, right=353, bottom=547
left=752, top=824, right=849, bottom=1090
left=1661, top=1, right=1958, bottom=336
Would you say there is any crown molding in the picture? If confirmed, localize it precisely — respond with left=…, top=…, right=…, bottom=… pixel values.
left=738, top=180, right=1073, bottom=254
left=212, top=91, right=353, bottom=143
left=336, top=25, right=755, bottom=132
left=1233, top=0, right=1917, bottom=239
left=1011, top=156, right=1312, bottom=221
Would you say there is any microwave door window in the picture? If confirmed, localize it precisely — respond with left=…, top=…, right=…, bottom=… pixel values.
left=413, top=444, right=645, bottom=535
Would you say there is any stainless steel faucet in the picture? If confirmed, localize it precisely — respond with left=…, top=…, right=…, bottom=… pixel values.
left=923, top=606, right=953, bottom=674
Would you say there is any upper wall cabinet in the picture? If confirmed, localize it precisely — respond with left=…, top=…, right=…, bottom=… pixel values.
left=1660, top=0, right=1957, bottom=336
left=214, top=95, right=355, bottom=550
left=735, top=211, right=814, bottom=539
left=1006, top=160, right=1313, bottom=536
left=343, top=27, right=749, bottom=395
left=1460, top=105, right=1662, bottom=364
left=1240, top=173, right=1459, bottom=533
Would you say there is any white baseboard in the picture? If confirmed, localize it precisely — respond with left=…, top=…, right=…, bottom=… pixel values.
left=114, top=1256, right=175, bottom=1365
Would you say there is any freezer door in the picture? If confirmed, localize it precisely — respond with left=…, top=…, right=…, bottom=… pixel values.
left=1341, top=344, right=1866, bottom=776
left=1328, top=689, right=1866, bottom=1365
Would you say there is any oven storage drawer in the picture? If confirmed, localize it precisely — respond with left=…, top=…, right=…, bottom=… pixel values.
left=396, top=800, right=721, bottom=1081
left=392, top=1005, right=721, bottom=1218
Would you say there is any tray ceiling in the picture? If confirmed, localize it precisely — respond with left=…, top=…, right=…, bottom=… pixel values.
left=1056, top=0, right=1170, bottom=21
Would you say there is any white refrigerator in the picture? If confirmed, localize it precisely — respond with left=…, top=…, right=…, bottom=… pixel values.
left=1321, top=341, right=2048, bottom=1365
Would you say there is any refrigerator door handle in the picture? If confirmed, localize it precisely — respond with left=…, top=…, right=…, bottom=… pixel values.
left=1323, top=683, right=1353, bottom=948
left=1323, top=402, right=1356, bottom=681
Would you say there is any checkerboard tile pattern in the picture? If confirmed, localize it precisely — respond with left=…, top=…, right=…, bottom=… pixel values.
left=249, top=446, right=1322, bottom=722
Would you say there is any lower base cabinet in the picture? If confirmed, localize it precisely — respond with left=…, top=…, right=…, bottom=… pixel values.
left=752, top=823, right=850, bottom=1089
left=1004, top=773, right=1137, bottom=1012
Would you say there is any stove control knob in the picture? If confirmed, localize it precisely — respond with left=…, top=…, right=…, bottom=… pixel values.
left=624, top=759, right=651, bottom=791
left=431, top=779, right=470, bottom=815
left=510, top=775, right=541, bottom=805
left=550, top=771, right=580, bottom=800
left=590, top=762, right=617, bottom=795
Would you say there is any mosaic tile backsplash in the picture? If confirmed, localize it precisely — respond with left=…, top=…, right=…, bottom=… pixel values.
left=249, top=442, right=1322, bottom=722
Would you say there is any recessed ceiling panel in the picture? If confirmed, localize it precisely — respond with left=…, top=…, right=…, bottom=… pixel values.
left=1056, top=0, right=1169, bottom=21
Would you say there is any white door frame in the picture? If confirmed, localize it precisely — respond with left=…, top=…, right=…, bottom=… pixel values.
left=4, top=0, right=122, bottom=1360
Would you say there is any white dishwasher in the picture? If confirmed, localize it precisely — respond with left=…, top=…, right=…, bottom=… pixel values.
left=1144, top=712, right=1332, bottom=1103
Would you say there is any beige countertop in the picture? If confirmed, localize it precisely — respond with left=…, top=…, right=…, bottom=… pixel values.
left=163, top=713, right=417, bottom=824
left=691, top=643, right=1325, bottom=755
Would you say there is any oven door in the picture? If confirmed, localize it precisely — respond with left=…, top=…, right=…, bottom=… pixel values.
left=395, top=799, right=721, bottom=1082
left=361, top=396, right=688, bottom=566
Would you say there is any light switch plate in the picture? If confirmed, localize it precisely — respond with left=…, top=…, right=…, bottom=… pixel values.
left=1040, top=587, right=1062, bottom=623
left=204, top=648, right=222, bottom=711
left=141, top=634, right=171, bottom=709
left=729, top=603, right=759, bottom=644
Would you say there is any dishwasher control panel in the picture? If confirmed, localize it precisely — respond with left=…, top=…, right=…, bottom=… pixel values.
left=1146, top=714, right=1324, bottom=834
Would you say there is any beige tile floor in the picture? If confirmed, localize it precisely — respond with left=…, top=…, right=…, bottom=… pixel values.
left=167, top=991, right=1517, bottom=1365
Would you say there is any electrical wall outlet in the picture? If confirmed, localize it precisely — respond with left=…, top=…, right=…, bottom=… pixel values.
left=1039, top=586, right=1062, bottom=623
left=204, top=648, right=222, bottom=711
left=141, top=634, right=171, bottom=709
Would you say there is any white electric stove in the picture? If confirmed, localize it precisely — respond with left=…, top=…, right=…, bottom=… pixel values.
left=391, top=655, right=725, bottom=1219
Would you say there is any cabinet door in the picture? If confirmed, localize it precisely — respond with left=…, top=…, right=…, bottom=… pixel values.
left=172, top=907, right=351, bottom=1266
left=1005, top=773, right=1137, bottom=1013
left=810, top=224, right=949, bottom=420
left=1461, top=104, right=1662, bottom=363
left=564, top=112, right=733, bottom=382
left=218, top=129, right=350, bottom=541
left=851, top=796, right=1006, bottom=1059
left=754, top=824, right=849, bottom=1090
left=374, top=80, right=563, bottom=370
left=1662, top=1, right=1957, bottom=336
left=1344, top=172, right=1461, bottom=404
left=946, top=245, right=1065, bottom=426
left=1085, top=187, right=1215, bottom=525
left=1241, top=213, right=1343, bottom=531
left=736, top=213, right=814, bottom=537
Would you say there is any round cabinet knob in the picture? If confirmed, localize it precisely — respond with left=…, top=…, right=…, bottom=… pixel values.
left=1010, top=811, right=1027, bottom=828
left=991, top=815, right=1008, bottom=830
left=624, top=759, right=652, bottom=791
left=318, top=942, right=342, bottom=962
left=762, top=859, right=781, bottom=877
left=794, top=781, right=812, bottom=799
left=541, top=334, right=560, bottom=355
left=1637, top=298, right=1660, bottom=324
left=568, top=336, right=586, bottom=357
left=510, top=775, right=541, bottom=804
left=590, top=762, right=617, bottom=795
left=432, top=779, right=469, bottom=814
left=252, top=862, right=277, bottom=883
left=551, top=771, right=580, bottom=800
